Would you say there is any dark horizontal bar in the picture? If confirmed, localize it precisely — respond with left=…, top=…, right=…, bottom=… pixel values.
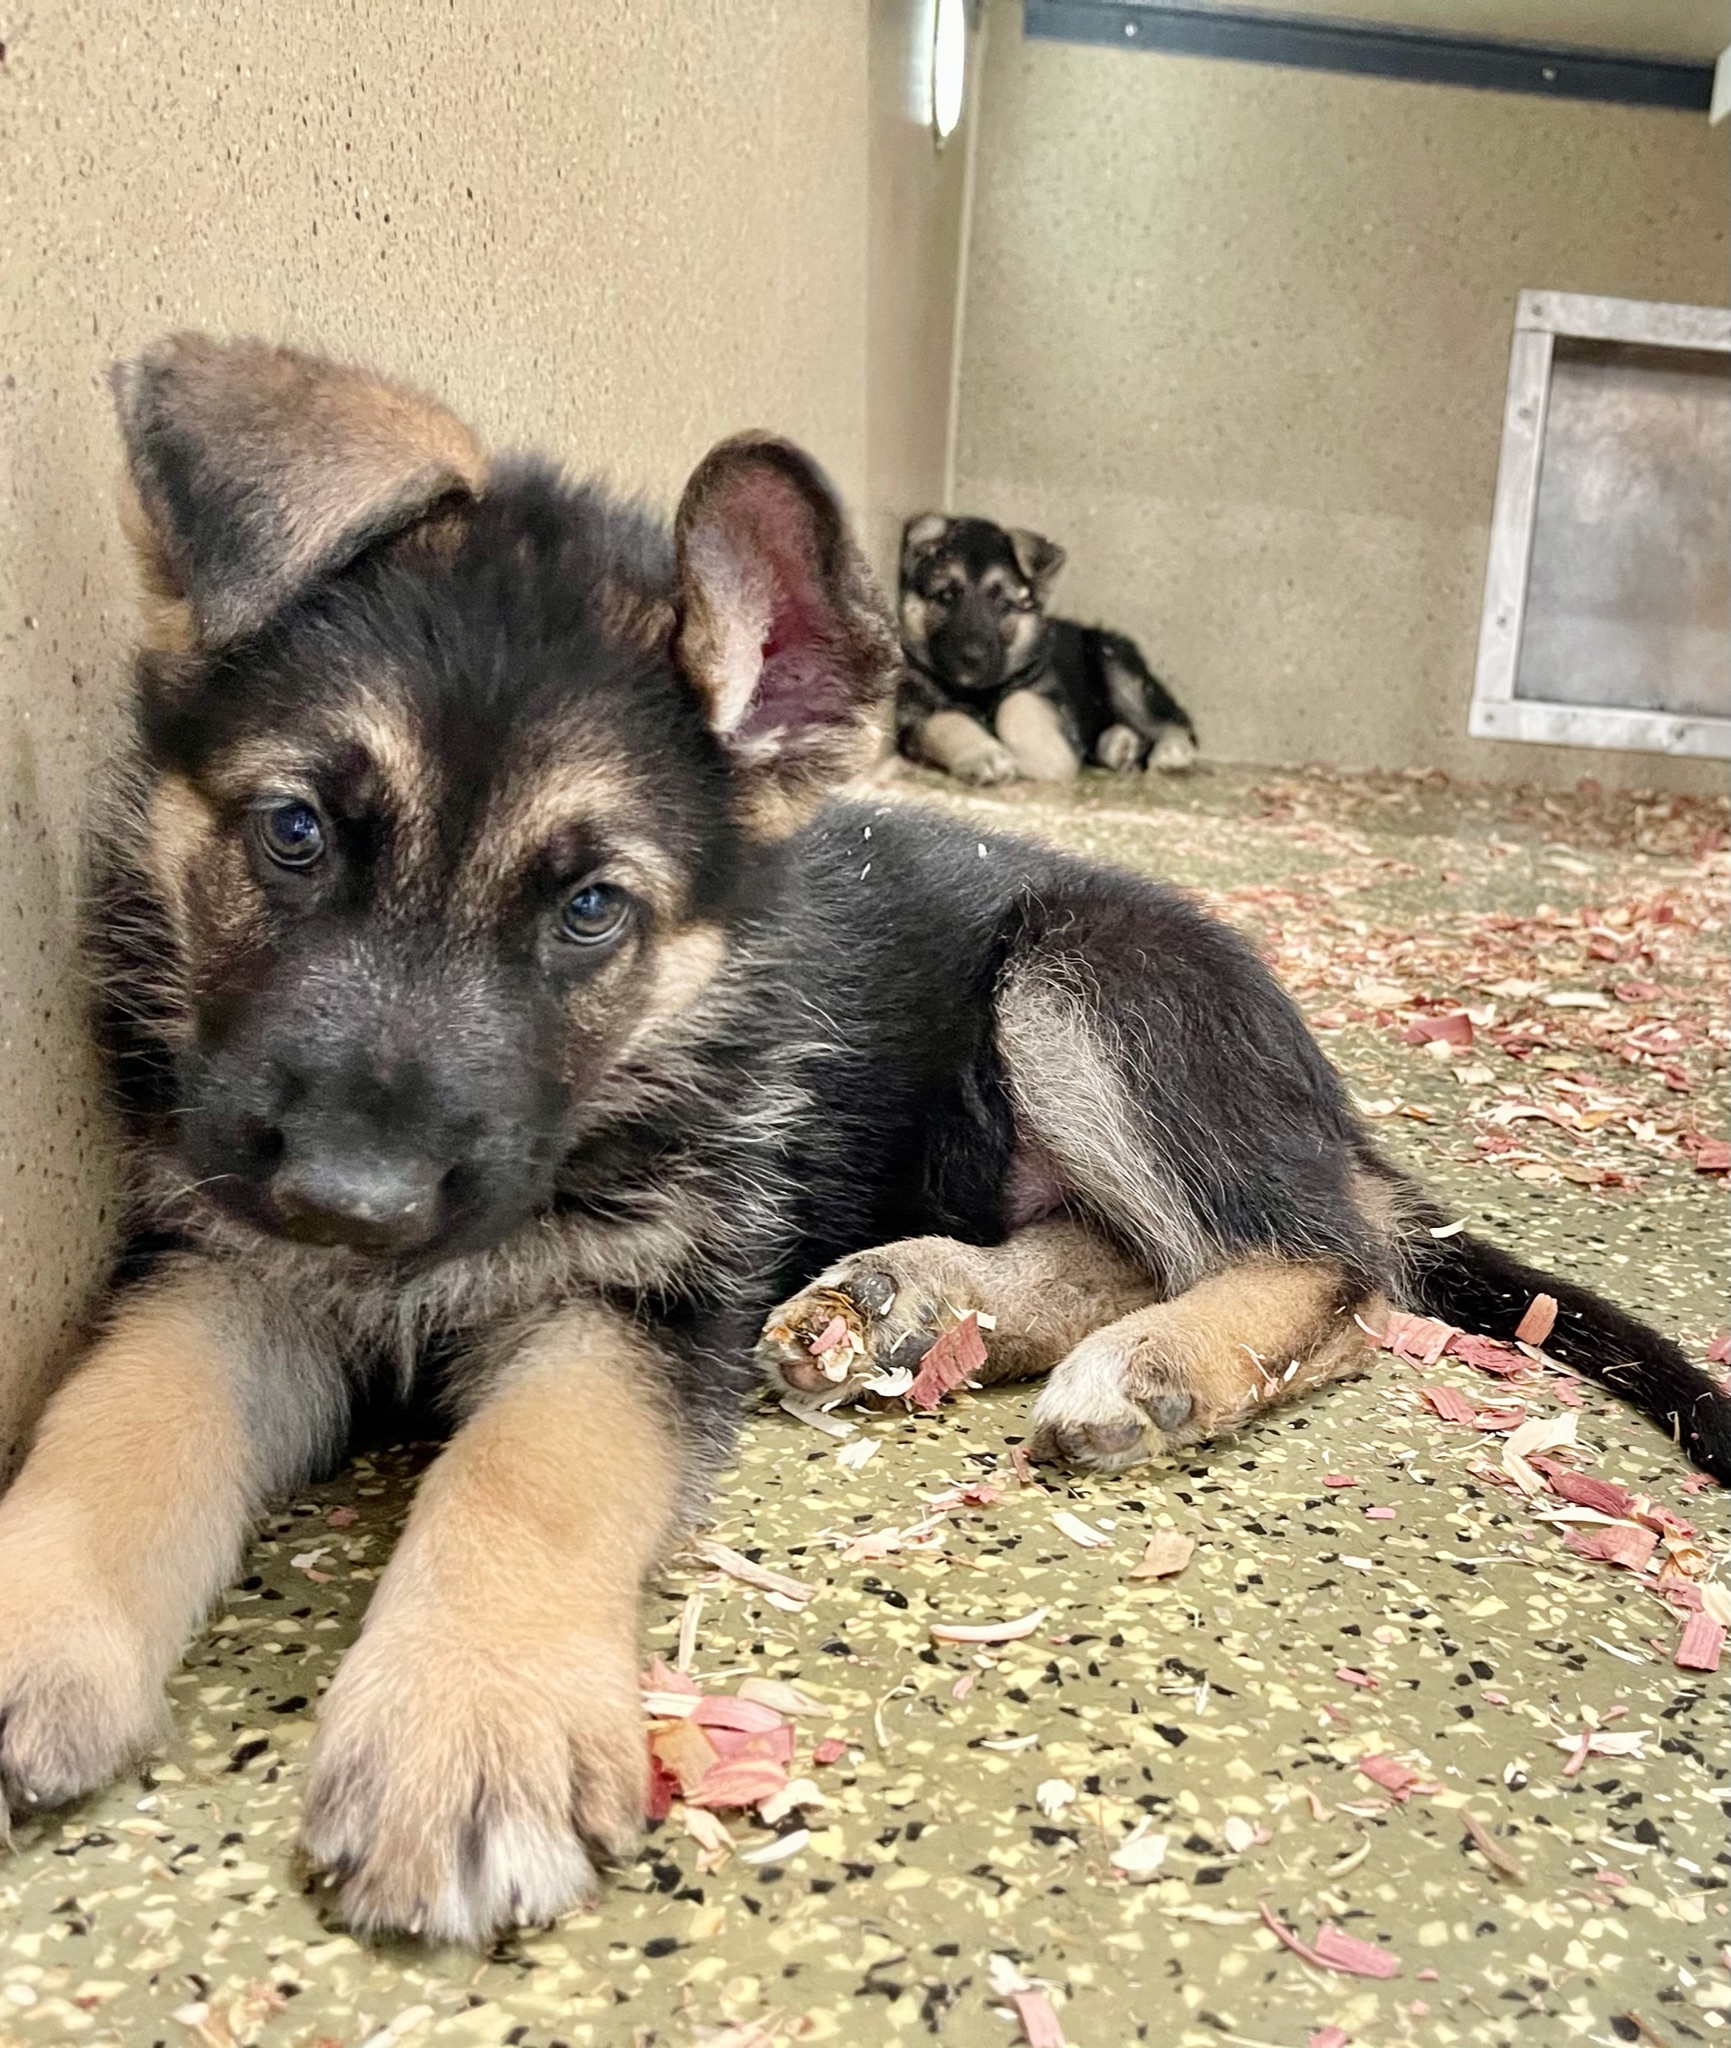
left=1023, top=1, right=1716, bottom=110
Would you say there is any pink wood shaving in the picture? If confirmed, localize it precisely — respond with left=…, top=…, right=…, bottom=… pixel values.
left=1260, top=1901, right=1330, bottom=1968
left=1675, top=1613, right=1725, bottom=1673
left=1311, top=1926, right=1401, bottom=1979
left=684, top=1757, right=790, bottom=1811
left=1421, top=1385, right=1479, bottom=1424
left=909, top=1312, right=987, bottom=1409
left=1561, top=1524, right=1658, bottom=1571
left=1513, top=1293, right=1558, bottom=1345
left=1356, top=1754, right=1420, bottom=1800
left=1445, top=1332, right=1527, bottom=1376
left=1373, top=1312, right=1457, bottom=1365
left=1009, top=1988, right=1066, bottom=2048
left=1532, top=1463, right=1636, bottom=1517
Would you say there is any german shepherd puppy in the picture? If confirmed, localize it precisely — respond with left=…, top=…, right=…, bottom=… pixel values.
left=0, top=337, right=1722, bottom=1950
left=895, top=512, right=1197, bottom=785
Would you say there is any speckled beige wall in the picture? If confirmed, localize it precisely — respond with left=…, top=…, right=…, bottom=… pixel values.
left=956, top=6, right=1731, bottom=790
left=0, top=2, right=974, bottom=1463
left=866, top=0, right=973, bottom=584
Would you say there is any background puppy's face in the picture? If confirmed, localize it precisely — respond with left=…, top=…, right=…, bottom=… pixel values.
left=105, top=337, right=897, bottom=1263
left=899, top=515, right=1064, bottom=696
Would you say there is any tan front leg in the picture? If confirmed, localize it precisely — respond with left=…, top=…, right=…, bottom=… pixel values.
left=995, top=689, right=1080, bottom=782
left=0, top=1260, right=340, bottom=1822
left=1030, top=1259, right=1383, bottom=1473
left=300, top=1303, right=684, bottom=1944
left=915, top=708, right=1020, bottom=785
left=757, top=1219, right=1163, bottom=1404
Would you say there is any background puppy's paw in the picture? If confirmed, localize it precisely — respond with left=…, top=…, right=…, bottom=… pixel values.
left=299, top=1629, right=640, bottom=1945
left=1150, top=726, right=1199, bottom=772
left=1095, top=722, right=1143, bottom=774
left=952, top=737, right=1020, bottom=786
left=0, top=1602, right=165, bottom=1824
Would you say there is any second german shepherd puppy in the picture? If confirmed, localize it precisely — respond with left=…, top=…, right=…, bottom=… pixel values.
left=0, top=336, right=1722, bottom=1947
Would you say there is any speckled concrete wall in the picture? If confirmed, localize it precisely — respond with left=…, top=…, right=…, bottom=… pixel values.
left=0, top=2, right=967, bottom=1463
left=956, top=6, right=1731, bottom=791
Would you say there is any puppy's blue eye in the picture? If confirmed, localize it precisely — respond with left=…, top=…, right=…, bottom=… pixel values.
left=560, top=881, right=630, bottom=946
left=255, top=799, right=326, bottom=869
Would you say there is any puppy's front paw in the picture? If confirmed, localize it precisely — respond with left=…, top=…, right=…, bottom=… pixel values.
left=953, top=737, right=1021, bottom=787
left=0, top=1592, right=165, bottom=1826
left=1095, top=722, right=1143, bottom=774
left=300, top=1626, right=643, bottom=1944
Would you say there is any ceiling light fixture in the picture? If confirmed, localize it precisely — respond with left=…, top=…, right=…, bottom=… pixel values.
left=932, top=0, right=967, bottom=143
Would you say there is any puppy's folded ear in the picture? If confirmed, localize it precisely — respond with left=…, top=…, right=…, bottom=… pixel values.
left=900, top=512, right=952, bottom=579
left=1008, top=527, right=1065, bottom=597
left=675, top=435, right=898, bottom=833
left=111, top=333, right=488, bottom=651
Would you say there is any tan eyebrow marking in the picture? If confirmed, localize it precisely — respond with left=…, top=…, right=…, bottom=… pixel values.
left=199, top=692, right=440, bottom=875
left=460, top=754, right=683, bottom=917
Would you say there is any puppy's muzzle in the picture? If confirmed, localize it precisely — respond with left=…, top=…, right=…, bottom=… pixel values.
left=271, top=1144, right=446, bottom=1252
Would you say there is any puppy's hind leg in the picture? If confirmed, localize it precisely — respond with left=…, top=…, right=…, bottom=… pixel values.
left=757, top=1219, right=1163, bottom=1407
left=1029, top=1257, right=1382, bottom=1473
left=993, top=883, right=1390, bottom=1470
left=1149, top=725, right=1199, bottom=773
left=1098, top=634, right=1198, bottom=770
left=0, top=1258, right=346, bottom=1826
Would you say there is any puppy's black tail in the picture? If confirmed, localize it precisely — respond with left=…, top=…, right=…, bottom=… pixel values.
left=1405, top=1230, right=1731, bottom=1483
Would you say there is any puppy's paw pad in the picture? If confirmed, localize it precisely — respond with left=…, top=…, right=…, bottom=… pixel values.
left=757, top=1253, right=945, bottom=1401
left=1144, top=1385, right=1195, bottom=1435
left=1027, top=1412, right=1149, bottom=1474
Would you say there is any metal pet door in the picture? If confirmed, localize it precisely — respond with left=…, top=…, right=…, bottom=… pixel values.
left=1470, top=290, right=1731, bottom=760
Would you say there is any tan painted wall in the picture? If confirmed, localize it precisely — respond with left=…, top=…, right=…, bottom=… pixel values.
left=866, top=0, right=974, bottom=586
left=0, top=1, right=974, bottom=1462
left=956, top=6, right=1731, bottom=790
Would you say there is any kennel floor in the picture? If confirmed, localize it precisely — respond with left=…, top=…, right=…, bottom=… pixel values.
left=1, top=765, right=1725, bottom=2048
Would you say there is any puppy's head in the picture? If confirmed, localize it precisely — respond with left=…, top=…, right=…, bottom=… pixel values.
left=898, top=513, right=1063, bottom=697
left=104, top=334, right=896, bottom=1263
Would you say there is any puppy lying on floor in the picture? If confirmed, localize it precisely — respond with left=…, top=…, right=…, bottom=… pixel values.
left=894, top=511, right=1198, bottom=785
left=0, top=334, right=1721, bottom=1948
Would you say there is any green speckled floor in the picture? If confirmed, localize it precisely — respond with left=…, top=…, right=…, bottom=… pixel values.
left=2, top=766, right=1726, bottom=2048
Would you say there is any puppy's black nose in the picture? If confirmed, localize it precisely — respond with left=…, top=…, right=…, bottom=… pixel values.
left=271, top=1151, right=443, bottom=1251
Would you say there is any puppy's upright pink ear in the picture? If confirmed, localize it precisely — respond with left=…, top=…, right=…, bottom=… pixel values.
left=112, top=333, right=488, bottom=651
left=675, top=435, right=898, bottom=832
